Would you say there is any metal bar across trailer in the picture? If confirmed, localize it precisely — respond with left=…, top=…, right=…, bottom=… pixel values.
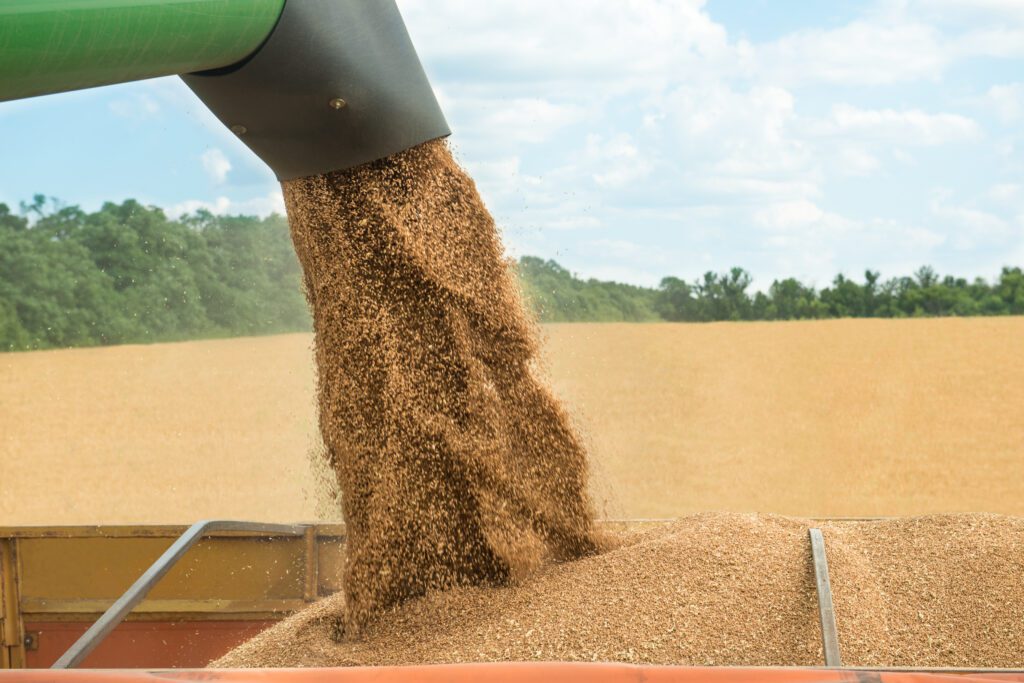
left=50, top=521, right=308, bottom=669
left=808, top=528, right=841, bottom=667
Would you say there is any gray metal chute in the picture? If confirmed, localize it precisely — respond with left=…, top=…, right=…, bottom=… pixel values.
left=182, top=0, right=450, bottom=180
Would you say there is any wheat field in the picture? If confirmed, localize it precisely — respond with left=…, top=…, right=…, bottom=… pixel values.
left=2, top=318, right=1022, bottom=525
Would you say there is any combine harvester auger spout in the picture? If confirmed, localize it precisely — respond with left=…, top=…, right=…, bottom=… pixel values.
left=0, top=0, right=450, bottom=179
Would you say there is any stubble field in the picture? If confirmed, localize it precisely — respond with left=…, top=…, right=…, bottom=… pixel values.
left=2, top=318, right=1022, bottom=525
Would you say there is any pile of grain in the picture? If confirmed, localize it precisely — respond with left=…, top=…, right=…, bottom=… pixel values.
left=215, top=513, right=1024, bottom=668
left=281, top=140, right=602, bottom=633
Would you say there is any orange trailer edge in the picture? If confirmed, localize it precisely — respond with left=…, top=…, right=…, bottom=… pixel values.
left=3, top=664, right=1024, bottom=683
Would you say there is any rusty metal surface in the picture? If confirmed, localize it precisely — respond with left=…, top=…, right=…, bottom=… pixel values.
left=24, top=620, right=275, bottom=669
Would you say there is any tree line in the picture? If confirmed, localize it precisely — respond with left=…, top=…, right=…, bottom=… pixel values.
left=1, top=197, right=309, bottom=351
left=523, top=258, right=1024, bottom=322
left=2, top=198, right=1022, bottom=351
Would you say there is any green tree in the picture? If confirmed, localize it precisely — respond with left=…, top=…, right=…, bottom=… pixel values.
left=0, top=198, right=311, bottom=351
left=655, top=276, right=695, bottom=321
left=517, top=257, right=659, bottom=322
left=4, top=195, right=1024, bottom=350
left=692, top=268, right=754, bottom=321
left=996, top=267, right=1024, bottom=315
left=766, top=278, right=823, bottom=320
left=821, top=273, right=867, bottom=317
left=0, top=207, right=128, bottom=348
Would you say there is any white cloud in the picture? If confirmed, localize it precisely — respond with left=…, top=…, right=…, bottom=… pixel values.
left=200, top=148, right=232, bottom=184
left=697, top=177, right=821, bottom=200
left=931, top=199, right=1012, bottom=249
left=464, top=156, right=521, bottom=182
left=986, top=83, right=1024, bottom=123
left=403, top=0, right=1012, bottom=97
left=166, top=191, right=284, bottom=219
left=391, top=0, right=1024, bottom=290
left=817, top=104, right=979, bottom=145
left=657, top=83, right=819, bottom=202
left=582, top=238, right=674, bottom=285
left=234, top=191, right=287, bottom=216
left=899, top=224, right=948, bottom=249
left=877, top=1, right=1024, bottom=59
left=583, top=134, right=652, bottom=189
left=754, top=21, right=947, bottom=85
left=398, top=1, right=1024, bottom=286
left=892, top=148, right=916, bottom=165
left=954, top=28, right=1024, bottom=59
left=755, top=200, right=853, bottom=232
left=990, top=183, right=1021, bottom=202
left=399, top=0, right=732, bottom=93
left=460, top=155, right=551, bottom=218
left=667, top=85, right=795, bottom=153
left=934, top=204, right=1009, bottom=234
left=588, top=238, right=646, bottom=256
left=468, top=98, right=584, bottom=144
left=836, top=146, right=881, bottom=175
left=167, top=196, right=231, bottom=218
left=752, top=198, right=946, bottom=255
left=895, top=0, right=1024, bottom=27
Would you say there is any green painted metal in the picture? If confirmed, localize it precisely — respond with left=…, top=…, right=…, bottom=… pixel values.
left=0, top=0, right=285, bottom=102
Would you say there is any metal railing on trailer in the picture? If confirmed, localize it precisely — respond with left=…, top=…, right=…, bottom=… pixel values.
left=49, top=521, right=313, bottom=669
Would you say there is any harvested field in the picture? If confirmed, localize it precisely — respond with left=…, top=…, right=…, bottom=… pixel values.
left=1, top=317, right=1023, bottom=524
left=552, top=318, right=1024, bottom=519
left=214, top=512, right=1024, bottom=669
left=0, top=334, right=323, bottom=525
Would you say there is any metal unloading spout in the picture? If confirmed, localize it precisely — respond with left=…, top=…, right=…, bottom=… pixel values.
left=0, top=0, right=450, bottom=179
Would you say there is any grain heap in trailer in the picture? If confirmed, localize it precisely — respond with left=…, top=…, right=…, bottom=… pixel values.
left=1, top=1, right=1022, bottom=682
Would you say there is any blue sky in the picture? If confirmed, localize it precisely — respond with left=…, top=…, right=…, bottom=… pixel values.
left=1, top=0, right=1022, bottom=288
